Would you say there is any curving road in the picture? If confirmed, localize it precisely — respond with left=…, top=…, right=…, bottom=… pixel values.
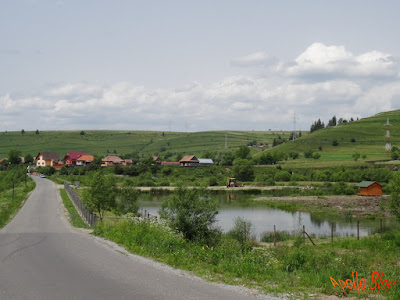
left=0, top=176, right=281, bottom=300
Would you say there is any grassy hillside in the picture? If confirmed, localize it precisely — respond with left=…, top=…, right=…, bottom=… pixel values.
left=270, top=109, right=400, bottom=166
left=0, top=130, right=291, bottom=159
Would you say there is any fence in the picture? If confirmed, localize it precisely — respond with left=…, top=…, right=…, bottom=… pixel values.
left=64, top=182, right=97, bottom=227
left=262, top=220, right=387, bottom=247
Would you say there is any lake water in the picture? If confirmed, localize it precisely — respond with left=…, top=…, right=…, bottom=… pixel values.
left=138, top=191, right=388, bottom=240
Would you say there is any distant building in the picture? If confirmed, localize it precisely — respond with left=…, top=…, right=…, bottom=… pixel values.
left=180, top=155, right=199, bottom=167
left=356, top=181, right=383, bottom=196
left=101, top=155, right=125, bottom=167
left=76, top=155, right=94, bottom=166
left=153, top=156, right=162, bottom=164
left=64, top=152, right=86, bottom=166
left=198, top=158, right=214, bottom=166
left=35, top=152, right=62, bottom=167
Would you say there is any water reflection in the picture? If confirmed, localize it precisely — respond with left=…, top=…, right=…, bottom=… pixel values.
left=138, top=191, right=386, bottom=240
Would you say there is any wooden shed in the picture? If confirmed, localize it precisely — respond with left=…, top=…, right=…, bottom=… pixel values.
left=356, top=181, right=383, bottom=196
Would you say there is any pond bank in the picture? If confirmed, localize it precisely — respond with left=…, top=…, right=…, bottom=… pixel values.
left=255, top=195, right=391, bottom=219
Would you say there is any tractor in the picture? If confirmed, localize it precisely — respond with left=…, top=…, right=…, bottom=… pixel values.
left=226, top=177, right=241, bottom=188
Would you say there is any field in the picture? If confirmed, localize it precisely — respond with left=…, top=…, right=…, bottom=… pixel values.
left=269, top=110, right=400, bottom=166
left=0, top=130, right=291, bottom=159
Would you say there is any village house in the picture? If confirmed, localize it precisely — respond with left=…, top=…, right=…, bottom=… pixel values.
left=123, top=159, right=133, bottom=166
left=35, top=152, right=62, bottom=167
left=101, top=155, right=125, bottom=167
left=153, top=156, right=162, bottom=164
left=356, top=181, right=383, bottom=196
left=76, top=154, right=94, bottom=166
left=64, top=152, right=86, bottom=166
left=180, top=155, right=199, bottom=167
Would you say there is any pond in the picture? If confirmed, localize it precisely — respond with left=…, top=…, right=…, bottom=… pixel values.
left=138, top=191, right=391, bottom=240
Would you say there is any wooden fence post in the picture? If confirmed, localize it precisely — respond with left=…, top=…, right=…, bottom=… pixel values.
left=274, top=225, right=276, bottom=247
left=357, top=221, right=360, bottom=240
left=303, top=225, right=305, bottom=244
left=331, top=222, right=334, bottom=244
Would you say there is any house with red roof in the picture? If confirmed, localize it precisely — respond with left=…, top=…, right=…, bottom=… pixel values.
left=64, top=152, right=86, bottom=166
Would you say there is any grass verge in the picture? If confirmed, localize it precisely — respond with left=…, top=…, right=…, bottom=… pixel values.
left=0, top=180, right=35, bottom=229
left=93, top=219, right=400, bottom=298
left=59, top=188, right=89, bottom=229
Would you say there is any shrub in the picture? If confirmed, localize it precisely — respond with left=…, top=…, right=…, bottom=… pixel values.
left=304, top=150, right=314, bottom=158
left=332, top=139, right=339, bottom=146
left=274, top=170, right=291, bottom=181
left=227, top=217, right=254, bottom=252
left=159, top=186, right=220, bottom=245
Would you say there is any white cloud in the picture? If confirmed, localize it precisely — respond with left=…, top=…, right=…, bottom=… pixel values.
left=1, top=43, right=400, bottom=132
left=287, top=42, right=399, bottom=79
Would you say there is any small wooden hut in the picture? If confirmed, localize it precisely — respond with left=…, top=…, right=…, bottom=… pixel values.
left=356, top=181, right=383, bottom=196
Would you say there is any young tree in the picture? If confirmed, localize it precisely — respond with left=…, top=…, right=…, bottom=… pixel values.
left=21, top=129, right=25, bottom=134
left=35, top=129, right=39, bottom=135
left=80, top=130, right=85, bottom=135
left=159, top=186, right=220, bottom=244
left=24, top=154, right=34, bottom=164
left=352, top=152, right=361, bottom=161
left=83, top=172, right=117, bottom=220
left=116, top=187, right=139, bottom=215
left=8, top=149, right=22, bottom=165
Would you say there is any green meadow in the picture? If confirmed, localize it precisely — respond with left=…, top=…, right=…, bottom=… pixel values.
left=0, top=130, right=291, bottom=159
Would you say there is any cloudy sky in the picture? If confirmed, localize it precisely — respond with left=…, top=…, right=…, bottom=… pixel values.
left=1, top=0, right=400, bottom=132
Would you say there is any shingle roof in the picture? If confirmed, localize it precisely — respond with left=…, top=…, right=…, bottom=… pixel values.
left=356, top=181, right=382, bottom=187
left=180, top=155, right=199, bottom=163
left=102, top=155, right=124, bottom=163
left=77, top=155, right=94, bottom=161
left=66, top=152, right=86, bottom=160
left=37, top=152, right=61, bottom=162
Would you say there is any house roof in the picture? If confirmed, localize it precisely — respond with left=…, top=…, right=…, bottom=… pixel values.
left=198, top=158, right=214, bottom=164
left=77, top=155, right=94, bottom=161
left=102, top=155, right=124, bottom=163
left=180, top=155, right=199, bottom=163
left=65, top=152, right=86, bottom=160
left=356, top=181, right=383, bottom=188
left=36, top=152, right=61, bottom=162
left=161, top=162, right=180, bottom=165
left=0, top=158, right=7, bottom=163
left=153, top=156, right=161, bottom=161
left=124, top=159, right=133, bottom=164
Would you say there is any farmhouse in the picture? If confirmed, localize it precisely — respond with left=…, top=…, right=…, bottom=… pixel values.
left=180, top=155, right=199, bottom=167
left=64, top=152, right=86, bottom=166
left=356, top=181, right=383, bottom=196
left=35, top=152, right=62, bottom=167
left=101, top=155, right=125, bottom=167
left=76, top=154, right=94, bottom=166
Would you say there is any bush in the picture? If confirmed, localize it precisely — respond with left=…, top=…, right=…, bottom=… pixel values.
left=159, top=186, right=220, bottom=245
left=332, top=139, right=339, bottom=146
left=304, top=150, right=314, bottom=158
left=227, top=217, right=254, bottom=252
left=232, top=159, right=254, bottom=181
left=274, top=170, right=291, bottom=181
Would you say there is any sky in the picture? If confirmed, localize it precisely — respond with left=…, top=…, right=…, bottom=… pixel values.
left=1, top=0, right=400, bottom=132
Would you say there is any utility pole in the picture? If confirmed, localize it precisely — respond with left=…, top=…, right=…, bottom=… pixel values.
left=292, top=112, right=297, bottom=141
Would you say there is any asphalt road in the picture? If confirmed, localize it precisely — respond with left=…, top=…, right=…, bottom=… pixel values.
left=0, top=176, right=281, bottom=300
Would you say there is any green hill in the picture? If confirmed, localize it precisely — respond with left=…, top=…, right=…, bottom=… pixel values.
left=0, top=130, right=291, bottom=159
left=270, top=109, right=400, bottom=166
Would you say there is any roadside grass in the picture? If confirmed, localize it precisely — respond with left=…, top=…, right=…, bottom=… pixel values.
left=93, top=219, right=400, bottom=298
left=59, top=188, right=89, bottom=229
left=0, top=180, right=35, bottom=229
